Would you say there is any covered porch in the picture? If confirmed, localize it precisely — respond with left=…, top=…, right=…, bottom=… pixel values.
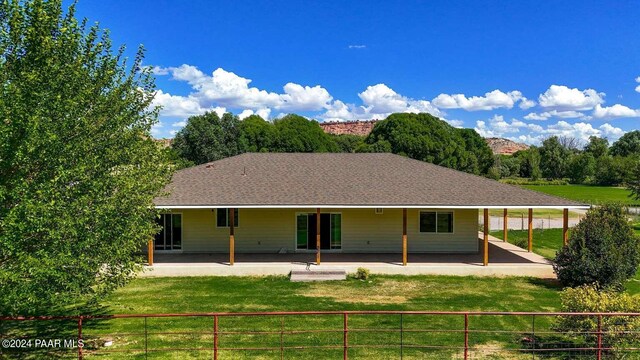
left=143, top=234, right=554, bottom=278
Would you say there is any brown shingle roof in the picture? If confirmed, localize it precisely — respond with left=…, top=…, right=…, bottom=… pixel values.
left=154, top=153, right=587, bottom=208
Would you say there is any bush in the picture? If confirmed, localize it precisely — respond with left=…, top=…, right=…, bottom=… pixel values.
left=500, top=178, right=568, bottom=185
left=354, top=267, right=370, bottom=280
left=555, top=285, right=640, bottom=352
left=553, top=204, right=640, bottom=290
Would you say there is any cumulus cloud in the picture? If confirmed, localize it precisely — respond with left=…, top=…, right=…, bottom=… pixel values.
left=432, top=89, right=531, bottom=111
left=523, top=110, right=588, bottom=121
left=153, top=65, right=333, bottom=117
left=474, top=115, right=626, bottom=145
left=320, top=84, right=443, bottom=122
left=348, top=44, right=366, bottom=49
left=592, top=104, right=640, bottom=119
left=537, top=85, right=604, bottom=110
left=636, top=76, right=640, bottom=93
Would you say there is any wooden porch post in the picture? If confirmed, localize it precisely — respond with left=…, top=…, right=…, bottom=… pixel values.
left=402, top=208, right=407, bottom=266
left=503, top=208, right=508, bottom=242
left=147, top=239, right=154, bottom=266
left=316, top=208, right=321, bottom=265
left=528, top=208, right=533, bottom=252
left=483, top=208, right=489, bottom=266
left=563, top=208, right=569, bottom=246
left=229, top=208, right=235, bottom=265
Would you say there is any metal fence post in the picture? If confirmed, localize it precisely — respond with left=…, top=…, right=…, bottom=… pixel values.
left=78, top=316, right=83, bottom=360
left=144, top=317, right=148, bottom=359
left=531, top=314, right=535, bottom=359
left=343, top=313, right=348, bottom=360
left=400, top=313, right=403, bottom=359
left=464, top=314, right=469, bottom=360
left=597, top=314, right=602, bottom=360
left=280, top=316, right=284, bottom=360
left=214, top=315, right=219, bottom=360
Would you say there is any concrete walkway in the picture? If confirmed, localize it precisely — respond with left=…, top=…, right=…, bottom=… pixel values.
left=142, top=234, right=554, bottom=278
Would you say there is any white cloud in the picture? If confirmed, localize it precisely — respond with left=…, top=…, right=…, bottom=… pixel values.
left=320, top=84, right=443, bottom=122
left=152, top=90, right=204, bottom=117
left=432, top=89, right=530, bottom=111
left=473, top=115, right=626, bottom=145
left=537, top=85, right=604, bottom=110
left=524, top=110, right=588, bottom=121
left=348, top=44, right=366, bottom=49
left=592, top=104, right=640, bottom=119
left=238, top=108, right=272, bottom=120
left=172, top=121, right=186, bottom=127
left=635, top=76, right=640, bottom=93
left=153, top=65, right=333, bottom=114
left=519, top=97, right=536, bottom=110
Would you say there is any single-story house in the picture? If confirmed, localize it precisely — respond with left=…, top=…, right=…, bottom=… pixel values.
left=150, top=153, right=588, bottom=266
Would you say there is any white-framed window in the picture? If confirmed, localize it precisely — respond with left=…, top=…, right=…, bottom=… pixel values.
left=217, top=208, right=239, bottom=227
left=419, top=211, right=454, bottom=233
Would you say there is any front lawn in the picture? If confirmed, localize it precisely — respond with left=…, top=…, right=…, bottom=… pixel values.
left=521, top=184, right=636, bottom=205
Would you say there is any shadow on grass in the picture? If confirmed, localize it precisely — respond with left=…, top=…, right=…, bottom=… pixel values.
left=1, top=303, right=114, bottom=359
left=526, top=277, right=562, bottom=291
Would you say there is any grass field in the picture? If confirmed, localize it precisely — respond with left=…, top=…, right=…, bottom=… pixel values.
left=490, top=228, right=564, bottom=260
left=522, top=184, right=636, bottom=205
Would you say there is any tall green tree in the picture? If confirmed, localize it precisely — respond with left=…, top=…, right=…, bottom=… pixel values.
left=0, top=0, right=172, bottom=314
left=515, top=148, right=541, bottom=180
left=238, top=115, right=276, bottom=152
left=172, top=111, right=242, bottom=165
left=611, top=131, right=640, bottom=157
left=362, top=113, right=493, bottom=175
left=273, top=114, right=339, bottom=152
left=539, top=136, right=570, bottom=179
left=566, top=153, right=595, bottom=184
left=584, top=136, right=609, bottom=159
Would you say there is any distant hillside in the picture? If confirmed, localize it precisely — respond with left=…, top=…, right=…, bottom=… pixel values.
left=319, top=120, right=379, bottom=136
left=485, top=137, right=529, bottom=155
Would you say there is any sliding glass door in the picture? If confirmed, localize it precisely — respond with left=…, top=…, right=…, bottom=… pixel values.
left=296, top=213, right=341, bottom=250
left=154, top=213, right=182, bottom=250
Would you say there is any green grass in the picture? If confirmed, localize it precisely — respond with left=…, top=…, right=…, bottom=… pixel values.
left=522, top=184, right=636, bottom=205
left=6, top=275, right=566, bottom=359
left=490, top=228, right=564, bottom=260
left=488, top=208, right=580, bottom=218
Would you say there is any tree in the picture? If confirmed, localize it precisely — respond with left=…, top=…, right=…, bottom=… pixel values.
left=584, top=136, right=609, bottom=159
left=566, top=153, right=595, bottom=184
left=331, top=134, right=365, bottom=153
left=172, top=111, right=241, bottom=165
left=238, top=115, right=276, bottom=152
left=515, top=148, right=541, bottom=180
left=553, top=204, right=640, bottom=290
left=539, top=136, right=570, bottom=179
left=0, top=0, right=172, bottom=314
left=627, top=158, right=640, bottom=201
left=363, top=113, right=493, bottom=175
left=273, top=114, right=339, bottom=152
left=611, top=131, right=640, bottom=157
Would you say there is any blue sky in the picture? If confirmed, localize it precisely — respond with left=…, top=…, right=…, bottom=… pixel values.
left=73, top=1, right=640, bottom=144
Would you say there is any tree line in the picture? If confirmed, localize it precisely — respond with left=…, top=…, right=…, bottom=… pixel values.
left=171, top=111, right=494, bottom=175
left=491, top=132, right=640, bottom=186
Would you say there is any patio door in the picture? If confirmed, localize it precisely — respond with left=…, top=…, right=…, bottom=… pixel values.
left=296, top=213, right=341, bottom=250
left=154, top=214, right=182, bottom=251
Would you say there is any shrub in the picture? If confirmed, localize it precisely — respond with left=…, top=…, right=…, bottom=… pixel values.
left=354, top=267, right=370, bottom=280
left=555, top=285, right=640, bottom=352
left=553, top=204, right=640, bottom=290
left=500, top=178, right=568, bottom=185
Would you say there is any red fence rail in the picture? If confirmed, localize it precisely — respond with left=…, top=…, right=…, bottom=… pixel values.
left=2, top=311, right=640, bottom=359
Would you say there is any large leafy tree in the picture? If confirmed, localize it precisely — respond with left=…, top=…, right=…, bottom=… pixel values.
left=584, top=136, right=609, bottom=159
left=238, top=114, right=276, bottom=152
left=539, top=136, right=570, bottom=179
left=273, top=114, right=339, bottom=152
left=172, top=111, right=242, bottom=164
left=0, top=0, right=172, bottom=314
left=362, top=113, right=493, bottom=175
left=611, top=130, right=640, bottom=157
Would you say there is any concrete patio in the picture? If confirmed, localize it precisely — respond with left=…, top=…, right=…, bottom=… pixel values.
left=142, top=234, right=554, bottom=278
